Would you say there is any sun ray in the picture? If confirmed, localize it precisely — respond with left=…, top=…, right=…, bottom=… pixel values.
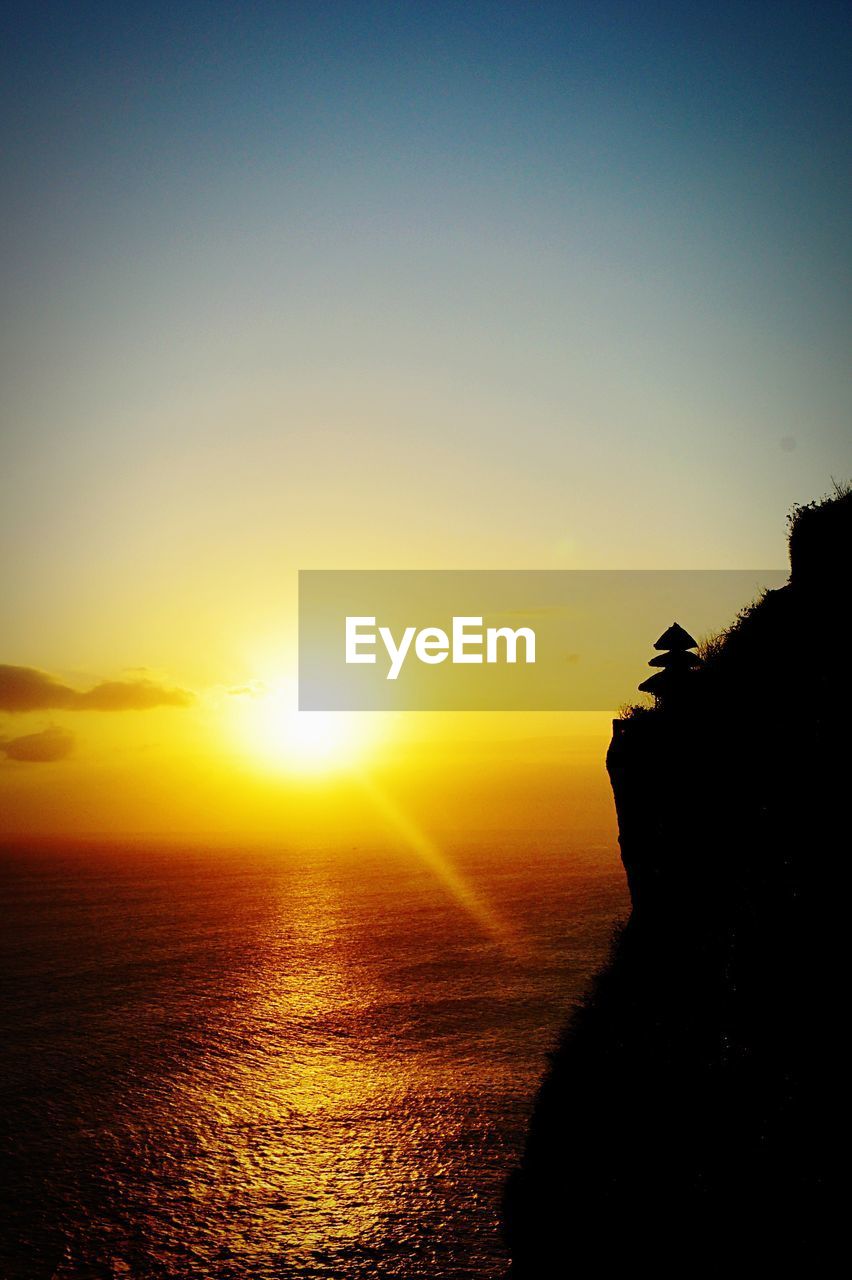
left=355, top=772, right=523, bottom=957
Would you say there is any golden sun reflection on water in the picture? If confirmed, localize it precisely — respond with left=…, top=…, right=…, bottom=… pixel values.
left=153, top=852, right=524, bottom=1274
left=154, top=860, right=474, bottom=1271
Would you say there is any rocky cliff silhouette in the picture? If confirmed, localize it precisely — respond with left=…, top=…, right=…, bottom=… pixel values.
left=504, top=487, right=849, bottom=1273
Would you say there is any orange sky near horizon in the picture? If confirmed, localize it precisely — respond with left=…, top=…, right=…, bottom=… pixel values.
left=0, top=681, right=618, bottom=848
left=2, top=5, right=849, bottom=849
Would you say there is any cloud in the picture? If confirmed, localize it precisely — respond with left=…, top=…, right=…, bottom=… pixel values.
left=0, top=726, right=75, bottom=762
left=228, top=681, right=267, bottom=698
left=72, top=680, right=194, bottom=710
left=0, top=665, right=194, bottom=712
left=0, top=666, right=75, bottom=711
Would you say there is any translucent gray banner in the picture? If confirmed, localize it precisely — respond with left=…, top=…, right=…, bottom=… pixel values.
left=298, top=570, right=787, bottom=710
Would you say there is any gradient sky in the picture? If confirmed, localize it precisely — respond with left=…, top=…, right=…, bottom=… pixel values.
left=1, top=1, right=849, bottom=837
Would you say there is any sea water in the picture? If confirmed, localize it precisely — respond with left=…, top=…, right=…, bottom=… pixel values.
left=0, top=840, right=627, bottom=1279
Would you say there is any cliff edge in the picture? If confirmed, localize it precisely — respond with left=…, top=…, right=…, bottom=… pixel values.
left=503, top=488, right=849, bottom=1273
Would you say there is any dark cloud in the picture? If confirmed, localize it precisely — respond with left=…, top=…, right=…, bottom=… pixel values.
left=0, top=665, right=194, bottom=712
left=0, top=666, right=75, bottom=711
left=228, top=682, right=267, bottom=698
left=0, top=726, right=75, bottom=763
left=72, top=680, right=194, bottom=710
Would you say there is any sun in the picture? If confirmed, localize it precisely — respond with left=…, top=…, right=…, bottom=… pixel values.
left=232, top=684, right=371, bottom=775
left=260, top=706, right=356, bottom=773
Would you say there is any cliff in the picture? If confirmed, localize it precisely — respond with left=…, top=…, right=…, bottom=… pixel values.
left=503, top=488, right=849, bottom=1273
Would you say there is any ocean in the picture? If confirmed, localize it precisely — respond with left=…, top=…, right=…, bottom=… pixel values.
left=0, top=840, right=627, bottom=1279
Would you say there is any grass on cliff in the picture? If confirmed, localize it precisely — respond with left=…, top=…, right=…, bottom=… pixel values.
left=617, top=482, right=852, bottom=722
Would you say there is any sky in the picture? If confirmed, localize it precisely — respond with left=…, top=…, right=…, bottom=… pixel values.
left=1, top=1, right=850, bottom=840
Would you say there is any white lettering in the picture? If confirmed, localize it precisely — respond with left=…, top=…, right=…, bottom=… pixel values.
left=346, top=616, right=377, bottom=663
left=486, top=626, right=536, bottom=664
left=344, top=617, right=536, bottom=679
left=379, top=625, right=416, bottom=681
left=415, top=627, right=449, bottom=664
left=452, top=616, right=483, bottom=664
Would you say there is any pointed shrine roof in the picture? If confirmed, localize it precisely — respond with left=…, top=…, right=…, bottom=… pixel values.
left=639, top=664, right=699, bottom=695
left=653, top=622, right=698, bottom=651
left=649, top=650, right=701, bottom=668
left=638, top=671, right=669, bottom=694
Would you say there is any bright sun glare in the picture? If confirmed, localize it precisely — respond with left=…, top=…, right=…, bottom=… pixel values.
left=235, top=685, right=368, bottom=775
